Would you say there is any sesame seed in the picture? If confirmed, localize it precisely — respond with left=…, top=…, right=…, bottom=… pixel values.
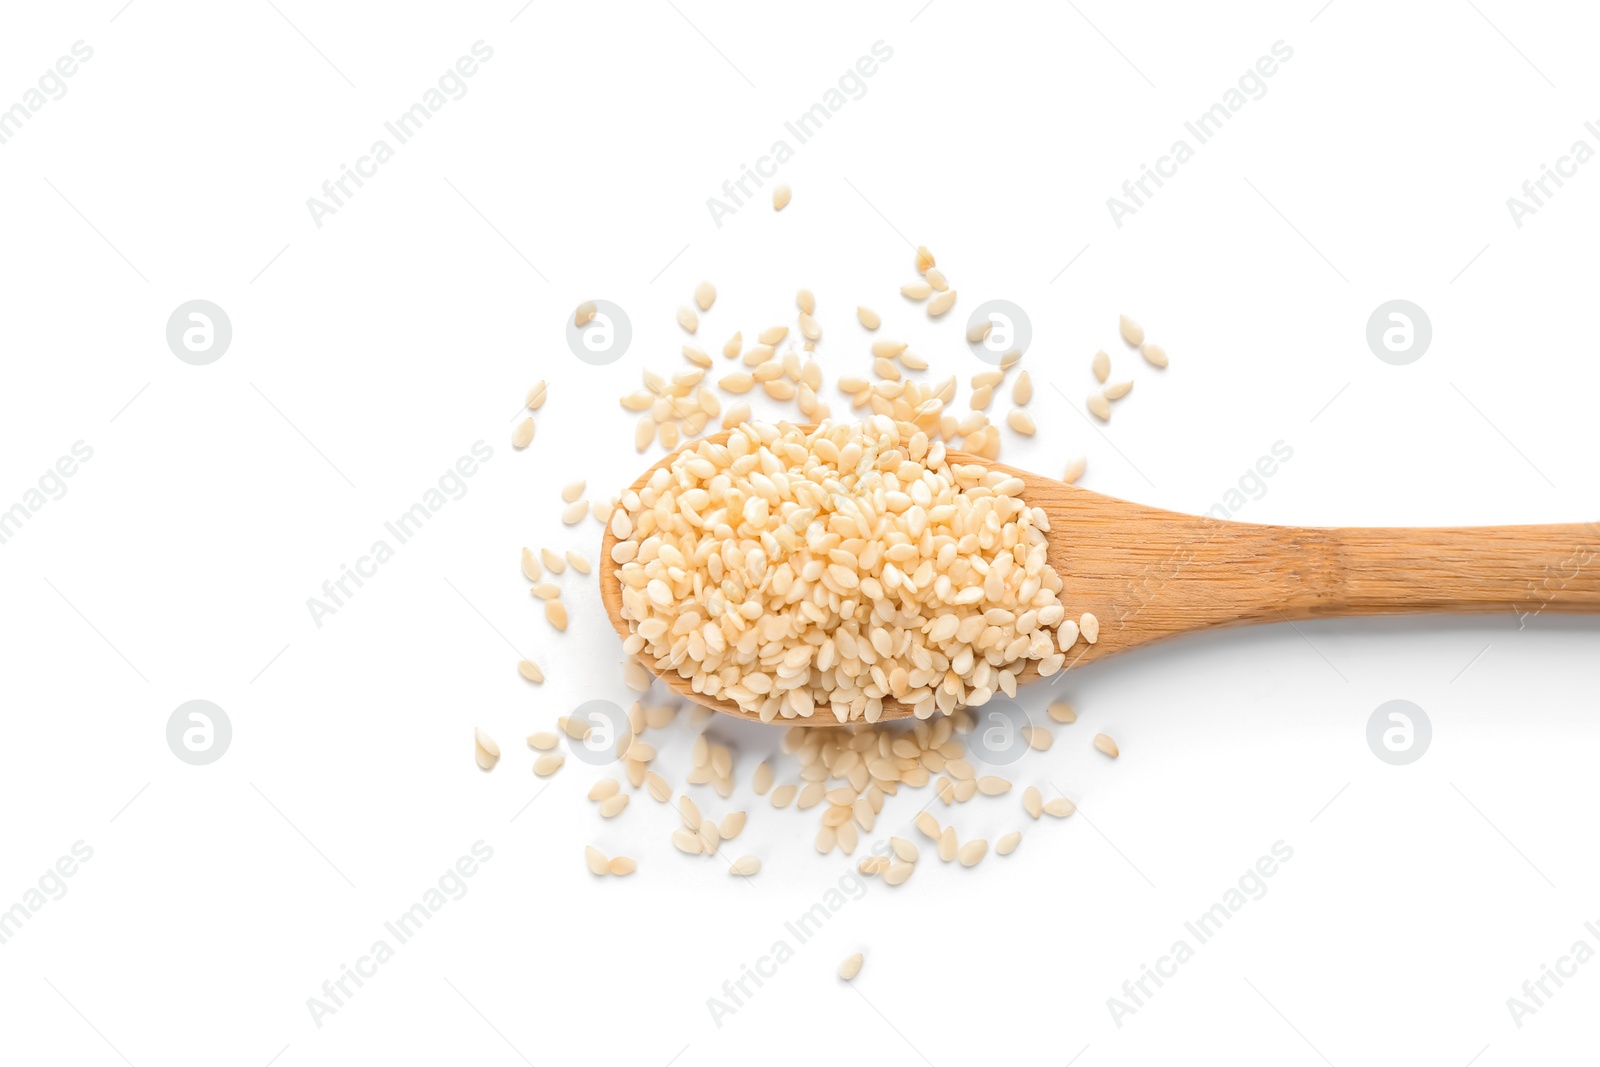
left=1048, top=702, right=1077, bottom=724
left=1023, top=786, right=1042, bottom=819
left=1044, top=797, right=1076, bottom=817
left=474, top=728, right=500, bottom=771
left=1012, top=371, right=1033, bottom=405
left=1092, top=350, right=1110, bottom=383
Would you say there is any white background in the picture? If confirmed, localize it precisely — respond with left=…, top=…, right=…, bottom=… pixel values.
left=2, top=1, right=1598, bottom=1064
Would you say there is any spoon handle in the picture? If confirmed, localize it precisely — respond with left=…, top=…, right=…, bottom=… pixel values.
left=1047, top=484, right=1600, bottom=642
left=1298, top=522, right=1600, bottom=622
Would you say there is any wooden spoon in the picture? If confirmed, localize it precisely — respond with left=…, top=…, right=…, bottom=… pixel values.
left=601, top=431, right=1600, bottom=725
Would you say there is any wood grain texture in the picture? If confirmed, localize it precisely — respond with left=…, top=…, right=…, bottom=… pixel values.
left=601, top=429, right=1600, bottom=725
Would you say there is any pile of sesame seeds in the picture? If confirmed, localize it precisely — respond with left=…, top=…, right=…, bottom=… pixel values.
left=485, top=232, right=1151, bottom=980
